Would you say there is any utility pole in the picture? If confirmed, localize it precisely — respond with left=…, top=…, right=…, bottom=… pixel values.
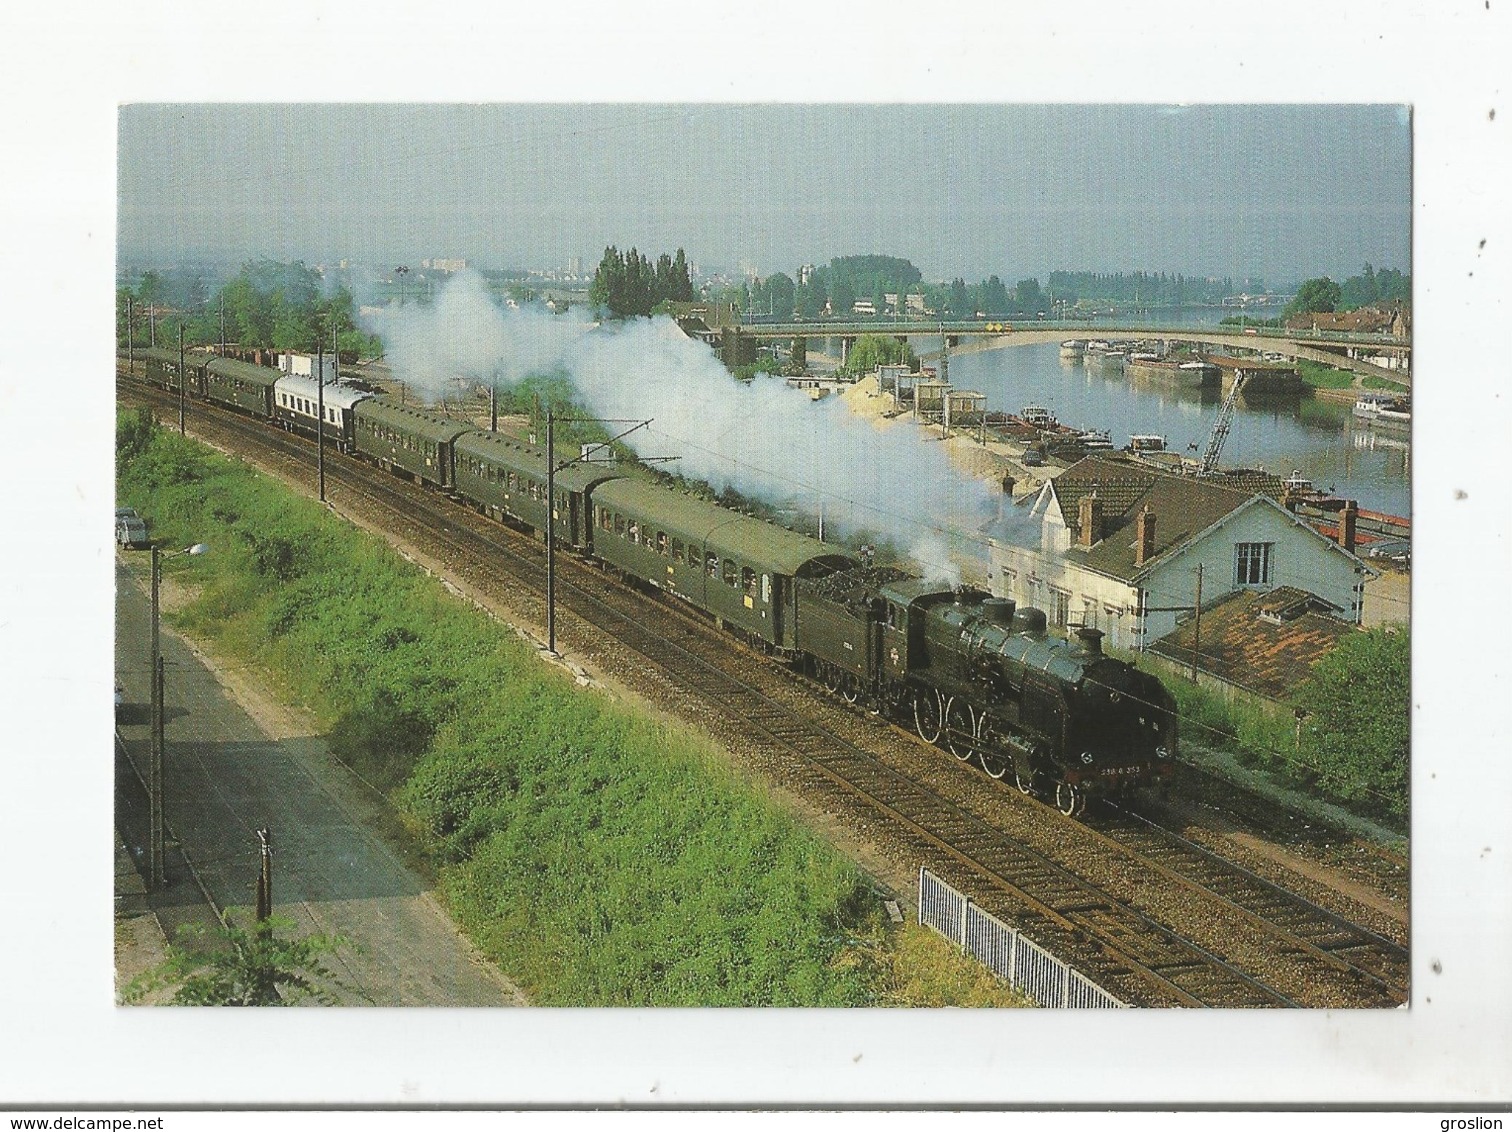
left=255, top=826, right=273, bottom=922
left=177, top=324, right=186, bottom=435
left=541, top=415, right=659, bottom=660
left=546, top=409, right=556, bottom=655
left=219, top=295, right=226, bottom=356
left=316, top=337, right=326, bottom=503
left=1190, top=562, right=1204, bottom=681
left=149, top=546, right=165, bottom=891
left=126, top=295, right=134, bottom=374
left=490, top=381, right=498, bottom=433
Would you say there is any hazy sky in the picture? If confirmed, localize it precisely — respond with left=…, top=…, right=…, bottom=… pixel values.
left=120, top=103, right=1409, bottom=286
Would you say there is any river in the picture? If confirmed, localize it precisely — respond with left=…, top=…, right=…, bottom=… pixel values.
left=818, top=319, right=1410, bottom=518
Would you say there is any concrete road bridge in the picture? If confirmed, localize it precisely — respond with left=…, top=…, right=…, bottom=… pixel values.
left=732, top=320, right=1411, bottom=388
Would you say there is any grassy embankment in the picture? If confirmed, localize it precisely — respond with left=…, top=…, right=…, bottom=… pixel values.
left=1296, top=358, right=1399, bottom=392
left=116, top=409, right=1027, bottom=1006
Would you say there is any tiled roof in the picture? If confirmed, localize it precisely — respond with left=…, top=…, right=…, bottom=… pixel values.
left=1148, top=588, right=1357, bottom=700
left=1051, top=456, right=1257, bottom=582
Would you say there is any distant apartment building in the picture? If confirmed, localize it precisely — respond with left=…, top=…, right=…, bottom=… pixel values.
left=421, top=258, right=468, bottom=273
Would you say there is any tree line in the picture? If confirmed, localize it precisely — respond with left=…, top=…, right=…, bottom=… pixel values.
left=117, top=259, right=381, bottom=361
left=1286, top=264, right=1411, bottom=317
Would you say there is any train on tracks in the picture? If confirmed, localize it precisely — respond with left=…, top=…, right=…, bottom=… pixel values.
left=122, top=346, right=1178, bottom=815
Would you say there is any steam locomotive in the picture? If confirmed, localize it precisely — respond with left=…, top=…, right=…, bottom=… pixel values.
left=121, top=346, right=1177, bottom=816
left=795, top=568, right=1177, bottom=815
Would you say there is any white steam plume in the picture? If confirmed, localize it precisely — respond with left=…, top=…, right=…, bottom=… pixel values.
left=365, top=272, right=994, bottom=570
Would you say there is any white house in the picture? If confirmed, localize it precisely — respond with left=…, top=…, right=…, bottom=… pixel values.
left=985, top=456, right=1374, bottom=651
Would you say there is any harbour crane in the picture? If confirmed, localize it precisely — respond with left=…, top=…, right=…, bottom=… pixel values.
left=1197, top=371, right=1250, bottom=476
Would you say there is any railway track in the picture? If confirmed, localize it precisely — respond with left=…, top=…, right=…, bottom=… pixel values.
left=118, top=376, right=1409, bottom=1007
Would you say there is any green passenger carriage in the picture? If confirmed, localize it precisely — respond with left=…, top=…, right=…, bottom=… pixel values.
left=203, top=357, right=279, bottom=418
left=588, top=478, right=856, bottom=651
left=353, top=398, right=474, bottom=490
left=453, top=431, right=624, bottom=551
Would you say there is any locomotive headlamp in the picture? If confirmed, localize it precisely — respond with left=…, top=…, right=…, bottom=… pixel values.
left=1155, top=746, right=1170, bottom=758
left=1081, top=751, right=1094, bottom=764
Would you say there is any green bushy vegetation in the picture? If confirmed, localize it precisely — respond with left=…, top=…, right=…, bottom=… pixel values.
left=120, top=412, right=996, bottom=1006
left=1156, top=632, right=1409, bottom=824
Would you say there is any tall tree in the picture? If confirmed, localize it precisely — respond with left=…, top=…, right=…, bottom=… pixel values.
left=1287, top=277, right=1343, bottom=317
left=946, top=278, right=970, bottom=319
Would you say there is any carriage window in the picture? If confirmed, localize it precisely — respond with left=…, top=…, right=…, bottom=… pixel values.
left=722, top=559, right=738, bottom=588
left=705, top=552, right=719, bottom=578
left=741, top=566, right=756, bottom=594
left=670, top=538, right=684, bottom=561
left=627, top=522, right=640, bottom=545
left=761, top=574, right=771, bottom=603
left=656, top=531, right=668, bottom=555
left=614, top=515, right=625, bottom=537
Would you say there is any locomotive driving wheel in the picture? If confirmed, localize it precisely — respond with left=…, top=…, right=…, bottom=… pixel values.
left=912, top=689, right=943, bottom=744
left=1014, top=768, right=1037, bottom=796
left=1055, top=782, right=1087, bottom=818
left=972, top=711, right=1010, bottom=779
left=943, top=697, right=972, bottom=760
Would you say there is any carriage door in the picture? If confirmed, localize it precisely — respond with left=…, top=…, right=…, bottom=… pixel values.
left=768, top=573, right=787, bottom=647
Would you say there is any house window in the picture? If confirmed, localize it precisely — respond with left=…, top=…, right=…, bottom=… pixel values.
left=1082, top=597, right=1099, bottom=630
left=1046, top=587, right=1070, bottom=628
left=1236, top=542, right=1274, bottom=586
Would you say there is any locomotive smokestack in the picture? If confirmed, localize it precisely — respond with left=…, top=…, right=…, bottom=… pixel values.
left=1074, top=626, right=1104, bottom=655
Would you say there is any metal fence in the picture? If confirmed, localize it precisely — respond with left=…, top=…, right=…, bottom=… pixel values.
left=918, top=867, right=1129, bottom=1009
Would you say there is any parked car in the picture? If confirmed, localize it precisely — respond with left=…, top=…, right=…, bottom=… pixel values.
left=115, top=507, right=148, bottom=549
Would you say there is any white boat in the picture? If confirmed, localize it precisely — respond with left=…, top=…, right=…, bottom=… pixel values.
left=1353, top=391, right=1411, bottom=427
left=1020, top=405, right=1058, bottom=428
left=1059, top=339, right=1088, bottom=357
left=1128, top=434, right=1167, bottom=454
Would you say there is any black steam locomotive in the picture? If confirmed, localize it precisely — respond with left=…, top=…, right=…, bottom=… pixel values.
left=795, top=568, right=1177, bottom=815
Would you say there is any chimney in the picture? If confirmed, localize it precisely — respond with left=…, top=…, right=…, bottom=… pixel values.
left=1078, top=491, right=1103, bottom=548
left=1135, top=505, right=1156, bottom=566
left=997, top=473, right=1016, bottom=520
left=1339, top=500, right=1358, bottom=554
